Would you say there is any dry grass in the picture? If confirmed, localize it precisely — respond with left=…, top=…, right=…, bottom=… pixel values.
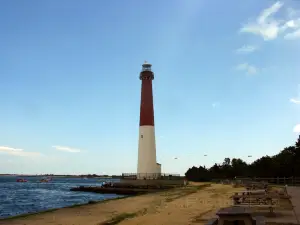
left=191, top=209, right=214, bottom=223
left=164, top=184, right=211, bottom=202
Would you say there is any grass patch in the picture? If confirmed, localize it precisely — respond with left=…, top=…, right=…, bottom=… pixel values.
left=210, top=193, right=220, bottom=198
left=165, top=184, right=211, bottom=202
left=193, top=184, right=211, bottom=189
left=99, top=208, right=148, bottom=225
left=165, top=190, right=195, bottom=202
left=192, top=209, right=213, bottom=223
left=99, top=212, right=139, bottom=225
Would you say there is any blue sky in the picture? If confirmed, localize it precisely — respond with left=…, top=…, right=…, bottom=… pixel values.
left=0, top=0, right=300, bottom=175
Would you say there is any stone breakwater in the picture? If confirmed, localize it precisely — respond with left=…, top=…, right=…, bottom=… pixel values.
left=70, top=184, right=175, bottom=195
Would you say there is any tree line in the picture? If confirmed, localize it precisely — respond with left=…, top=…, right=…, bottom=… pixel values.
left=185, top=135, right=300, bottom=181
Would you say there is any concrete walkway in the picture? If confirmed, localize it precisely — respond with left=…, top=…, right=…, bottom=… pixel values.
left=287, top=186, right=300, bottom=224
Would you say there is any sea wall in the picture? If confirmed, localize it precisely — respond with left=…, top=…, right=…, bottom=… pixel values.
left=118, top=179, right=184, bottom=186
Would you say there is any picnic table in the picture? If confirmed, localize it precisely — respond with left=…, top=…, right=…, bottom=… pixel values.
left=232, top=189, right=289, bottom=200
left=238, top=189, right=267, bottom=194
left=244, top=182, right=268, bottom=189
left=231, top=191, right=280, bottom=213
left=232, top=204, right=278, bottom=214
left=205, top=206, right=265, bottom=225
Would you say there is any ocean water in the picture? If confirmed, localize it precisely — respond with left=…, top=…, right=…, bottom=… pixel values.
left=0, top=176, right=121, bottom=219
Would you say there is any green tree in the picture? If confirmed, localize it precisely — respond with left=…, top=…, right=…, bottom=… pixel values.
left=231, top=158, right=248, bottom=177
left=223, top=158, right=231, bottom=166
left=184, top=135, right=300, bottom=181
left=295, top=135, right=300, bottom=148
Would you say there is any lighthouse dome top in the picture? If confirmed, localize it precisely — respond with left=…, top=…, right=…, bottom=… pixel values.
left=140, top=61, right=154, bottom=80
left=142, top=61, right=152, bottom=72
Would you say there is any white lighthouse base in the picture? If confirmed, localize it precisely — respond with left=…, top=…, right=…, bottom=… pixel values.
left=137, top=125, right=160, bottom=179
left=156, top=163, right=161, bottom=174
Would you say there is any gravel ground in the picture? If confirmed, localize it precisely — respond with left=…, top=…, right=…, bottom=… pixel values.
left=287, top=186, right=300, bottom=224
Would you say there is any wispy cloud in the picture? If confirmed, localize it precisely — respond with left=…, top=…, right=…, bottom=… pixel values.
left=290, top=98, right=300, bottom=104
left=0, top=146, right=23, bottom=152
left=212, top=102, right=220, bottom=108
left=0, top=146, right=42, bottom=157
left=240, top=1, right=300, bottom=41
left=290, top=85, right=300, bottom=104
left=52, top=145, right=81, bottom=153
left=235, top=45, right=258, bottom=54
left=235, top=63, right=258, bottom=75
left=293, top=124, right=300, bottom=133
left=284, top=8, right=300, bottom=40
left=240, top=1, right=283, bottom=40
left=285, top=29, right=300, bottom=40
left=287, top=7, right=299, bottom=19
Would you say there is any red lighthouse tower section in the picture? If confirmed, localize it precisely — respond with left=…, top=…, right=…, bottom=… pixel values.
left=137, top=62, right=161, bottom=179
left=139, top=63, right=155, bottom=127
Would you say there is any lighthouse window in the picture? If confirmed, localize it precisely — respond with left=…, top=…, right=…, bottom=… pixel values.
left=141, top=135, right=143, bottom=138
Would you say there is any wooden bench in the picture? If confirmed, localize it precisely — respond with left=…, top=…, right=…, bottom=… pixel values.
left=232, top=193, right=280, bottom=209
left=235, top=189, right=268, bottom=195
left=233, top=204, right=278, bottom=213
left=245, top=183, right=268, bottom=191
left=233, top=192, right=285, bottom=201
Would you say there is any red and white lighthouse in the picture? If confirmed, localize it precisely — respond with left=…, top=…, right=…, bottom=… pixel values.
left=137, top=61, right=161, bottom=179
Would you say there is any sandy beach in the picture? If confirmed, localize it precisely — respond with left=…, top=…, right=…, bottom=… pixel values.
left=0, top=183, right=237, bottom=225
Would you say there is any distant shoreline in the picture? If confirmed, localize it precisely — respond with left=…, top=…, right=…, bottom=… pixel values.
left=0, top=174, right=120, bottom=178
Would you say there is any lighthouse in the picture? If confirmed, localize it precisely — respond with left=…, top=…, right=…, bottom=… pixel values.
left=137, top=61, right=161, bottom=179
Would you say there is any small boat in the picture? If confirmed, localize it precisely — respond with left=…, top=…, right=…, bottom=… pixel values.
left=40, top=179, right=49, bottom=183
left=17, top=179, right=27, bottom=182
left=40, top=177, right=52, bottom=183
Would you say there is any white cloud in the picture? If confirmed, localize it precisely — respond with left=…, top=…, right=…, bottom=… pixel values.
left=235, top=63, right=258, bottom=74
left=236, top=45, right=258, bottom=54
left=212, top=102, right=220, bottom=108
left=290, top=98, right=300, bottom=104
left=10, top=151, right=42, bottom=157
left=293, top=124, right=300, bottom=133
left=284, top=29, right=300, bottom=40
left=52, top=145, right=81, bottom=153
left=290, top=85, right=300, bottom=104
left=240, top=1, right=283, bottom=40
left=0, top=146, right=23, bottom=152
left=240, top=1, right=300, bottom=40
left=0, top=146, right=41, bottom=157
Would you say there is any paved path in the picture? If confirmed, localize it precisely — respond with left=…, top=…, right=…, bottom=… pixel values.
left=287, top=186, right=300, bottom=224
